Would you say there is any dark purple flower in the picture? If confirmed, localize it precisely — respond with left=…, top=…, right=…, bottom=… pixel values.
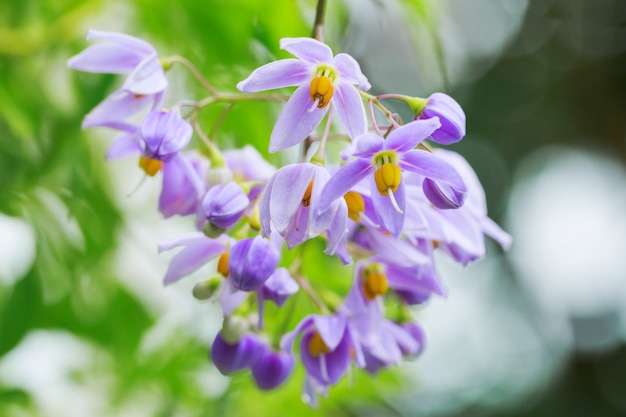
left=210, top=333, right=264, bottom=375
left=251, top=346, right=294, bottom=390
left=203, top=182, right=250, bottom=229
left=418, top=93, right=466, bottom=145
left=229, top=236, right=280, bottom=291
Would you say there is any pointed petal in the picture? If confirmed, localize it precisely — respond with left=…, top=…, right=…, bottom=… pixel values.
left=221, top=285, right=249, bottom=316
left=400, top=150, right=467, bottom=192
left=259, top=176, right=275, bottom=238
left=269, top=164, right=316, bottom=234
left=106, top=130, right=141, bottom=160
left=236, top=59, right=311, bottom=92
left=324, top=201, right=348, bottom=257
left=280, top=316, right=315, bottom=352
left=481, top=217, right=512, bottom=250
left=386, top=118, right=441, bottom=152
left=352, top=134, right=384, bottom=157
left=269, top=85, right=326, bottom=152
left=333, top=53, right=371, bottom=90
left=157, top=232, right=207, bottom=252
left=85, top=30, right=155, bottom=55
left=82, top=89, right=152, bottom=128
left=369, top=177, right=406, bottom=237
left=333, top=84, right=367, bottom=139
left=318, top=158, right=373, bottom=212
left=67, top=43, right=144, bottom=74
left=313, top=315, right=347, bottom=351
left=280, top=37, right=333, bottom=63
left=162, top=238, right=226, bottom=285
left=122, top=54, right=168, bottom=95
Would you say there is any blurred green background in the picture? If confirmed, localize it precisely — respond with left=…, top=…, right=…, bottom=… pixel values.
left=1, top=0, right=625, bottom=416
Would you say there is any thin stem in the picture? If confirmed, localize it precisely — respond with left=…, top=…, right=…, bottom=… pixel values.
left=209, top=103, right=235, bottom=140
left=288, top=254, right=330, bottom=314
left=369, top=100, right=382, bottom=136
left=360, top=90, right=402, bottom=131
left=312, top=0, right=327, bottom=41
left=166, top=55, right=218, bottom=95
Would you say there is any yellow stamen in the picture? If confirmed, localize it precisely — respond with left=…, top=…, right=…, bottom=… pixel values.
left=308, top=331, right=331, bottom=357
left=309, top=75, right=334, bottom=109
left=361, top=264, right=389, bottom=300
left=217, top=252, right=229, bottom=277
left=139, top=156, right=163, bottom=176
left=374, top=163, right=401, bottom=196
left=343, top=191, right=365, bottom=222
left=302, top=180, right=314, bottom=207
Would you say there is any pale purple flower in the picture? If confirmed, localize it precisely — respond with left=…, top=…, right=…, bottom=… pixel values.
left=237, top=37, right=370, bottom=152
left=159, top=152, right=208, bottom=218
left=68, top=30, right=168, bottom=128
left=319, top=118, right=467, bottom=237
left=139, top=110, right=192, bottom=161
left=259, top=267, right=299, bottom=307
left=202, top=182, right=250, bottom=229
left=229, top=236, right=280, bottom=291
left=418, top=92, right=466, bottom=145
left=260, top=163, right=347, bottom=255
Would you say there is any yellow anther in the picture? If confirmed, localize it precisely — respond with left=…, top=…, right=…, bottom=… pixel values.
left=249, top=201, right=261, bottom=231
left=374, top=163, right=401, bottom=196
left=361, top=265, right=389, bottom=300
left=217, top=252, right=229, bottom=277
left=343, top=191, right=365, bottom=222
left=139, top=156, right=163, bottom=176
left=308, top=331, right=331, bottom=357
left=309, top=75, right=334, bottom=109
left=302, top=180, right=314, bottom=207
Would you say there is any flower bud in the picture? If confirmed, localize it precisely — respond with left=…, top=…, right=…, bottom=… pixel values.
left=192, top=276, right=221, bottom=300
left=251, top=347, right=294, bottom=390
left=229, top=236, right=280, bottom=291
left=210, top=332, right=263, bottom=375
left=422, top=178, right=467, bottom=209
left=418, top=93, right=465, bottom=145
left=203, top=182, right=249, bottom=229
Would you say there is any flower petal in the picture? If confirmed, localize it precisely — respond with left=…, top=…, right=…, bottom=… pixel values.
left=333, top=84, right=367, bottom=139
left=269, top=164, right=316, bottom=234
left=333, top=53, right=371, bottom=90
left=369, top=176, right=406, bottom=238
left=352, top=134, right=384, bottom=157
left=106, top=130, right=141, bottom=160
left=313, top=315, right=347, bottom=351
left=236, top=59, right=311, bottom=92
left=122, top=54, right=168, bottom=95
left=318, top=158, right=373, bottom=212
left=162, top=238, right=227, bottom=285
left=67, top=43, right=144, bottom=74
left=280, top=37, right=333, bottom=63
left=259, top=176, right=275, bottom=238
left=421, top=93, right=466, bottom=145
left=269, top=85, right=327, bottom=152
left=400, top=150, right=467, bottom=192
left=82, top=89, right=153, bottom=128
left=85, top=30, right=155, bottom=55
left=481, top=217, right=512, bottom=250
left=386, top=117, right=441, bottom=152
left=221, top=285, right=249, bottom=316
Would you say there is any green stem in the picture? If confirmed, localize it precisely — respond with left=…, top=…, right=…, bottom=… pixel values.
left=312, top=0, right=327, bottom=42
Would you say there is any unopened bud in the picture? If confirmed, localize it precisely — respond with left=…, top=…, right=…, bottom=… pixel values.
left=192, top=276, right=221, bottom=300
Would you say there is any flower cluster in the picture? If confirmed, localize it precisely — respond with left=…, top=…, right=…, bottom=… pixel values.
left=69, top=30, right=511, bottom=405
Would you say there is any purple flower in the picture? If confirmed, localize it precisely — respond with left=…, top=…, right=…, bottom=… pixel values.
left=223, top=145, right=277, bottom=183
left=210, top=332, right=264, bottom=375
left=68, top=30, right=168, bottom=128
left=202, top=182, right=250, bottom=229
left=251, top=346, right=294, bottom=390
left=260, top=163, right=347, bottom=255
left=229, top=236, right=280, bottom=291
left=237, top=37, right=370, bottom=152
left=159, top=152, right=208, bottom=218
left=140, top=110, right=192, bottom=161
left=319, top=118, right=467, bottom=237
left=417, top=93, right=466, bottom=145
left=281, top=314, right=362, bottom=395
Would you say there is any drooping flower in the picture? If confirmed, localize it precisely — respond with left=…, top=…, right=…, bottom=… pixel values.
left=68, top=30, right=168, bottom=128
left=228, top=236, right=280, bottom=291
left=260, top=163, right=347, bottom=255
left=319, top=118, right=467, bottom=237
left=202, top=182, right=250, bottom=230
left=251, top=345, right=295, bottom=390
left=159, top=152, right=208, bottom=218
left=237, top=37, right=370, bottom=152
left=416, top=92, right=466, bottom=145
left=211, top=332, right=264, bottom=375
